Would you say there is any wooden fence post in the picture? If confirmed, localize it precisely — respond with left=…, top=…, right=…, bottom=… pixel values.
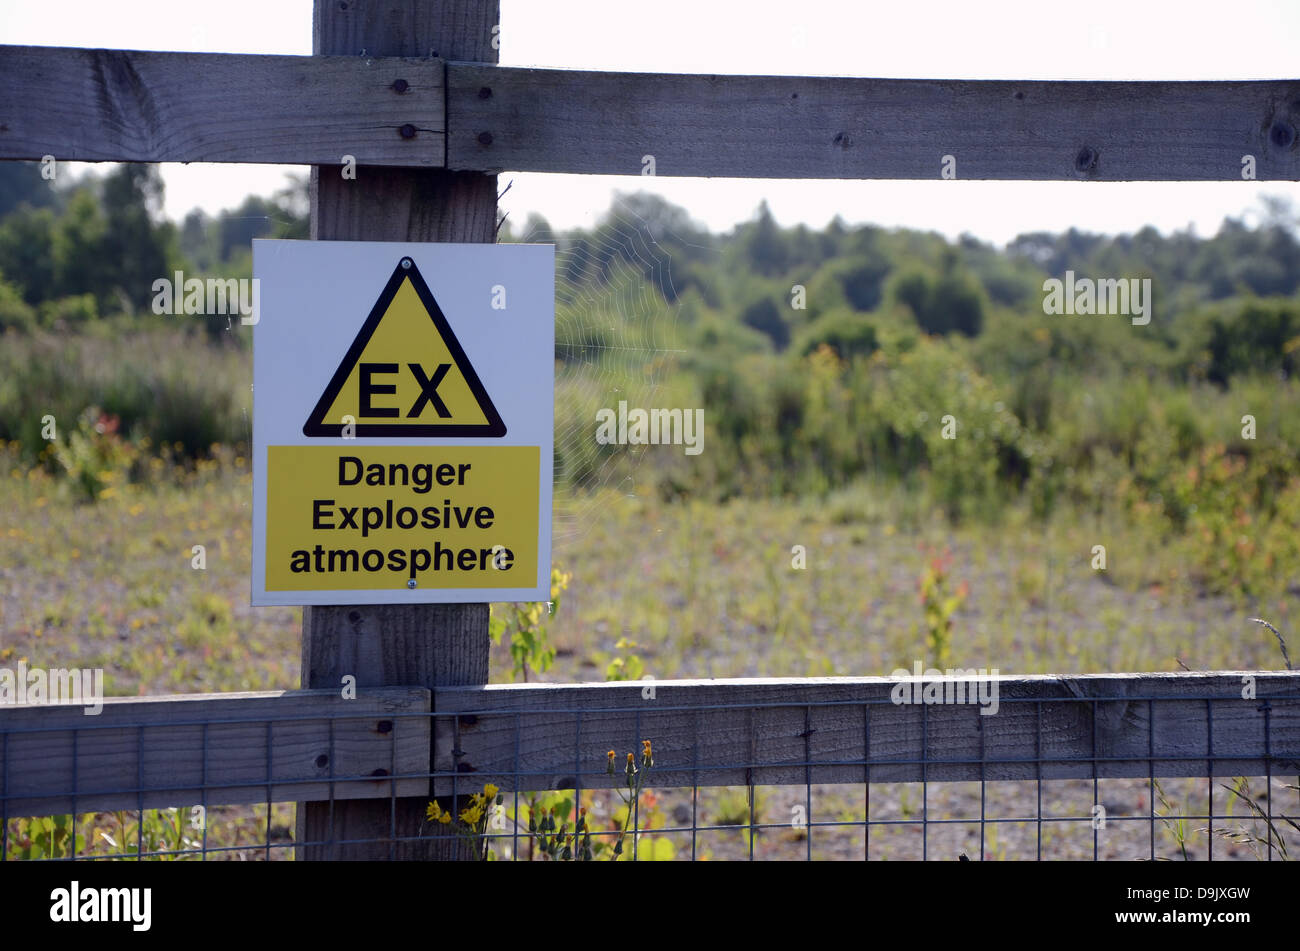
left=297, top=0, right=499, bottom=861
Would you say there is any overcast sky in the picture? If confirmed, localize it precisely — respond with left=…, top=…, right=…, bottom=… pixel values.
left=4, top=0, right=1299, bottom=244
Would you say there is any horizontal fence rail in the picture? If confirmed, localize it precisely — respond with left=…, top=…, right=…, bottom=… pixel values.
left=446, top=67, right=1300, bottom=181
left=4, top=674, right=1295, bottom=817
left=2, top=673, right=1296, bottom=859
left=0, top=688, right=430, bottom=817
left=2, top=46, right=1297, bottom=180
left=0, top=46, right=446, bottom=166
left=431, top=672, right=1300, bottom=796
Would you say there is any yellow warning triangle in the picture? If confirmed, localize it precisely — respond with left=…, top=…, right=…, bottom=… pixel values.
left=303, top=257, right=505, bottom=437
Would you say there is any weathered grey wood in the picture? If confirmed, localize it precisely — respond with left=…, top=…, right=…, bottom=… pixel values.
left=447, top=66, right=1300, bottom=181
left=299, top=0, right=499, bottom=861
left=7, top=43, right=1295, bottom=181
left=431, top=672, right=1300, bottom=794
left=0, top=45, right=444, bottom=166
left=0, top=688, right=429, bottom=818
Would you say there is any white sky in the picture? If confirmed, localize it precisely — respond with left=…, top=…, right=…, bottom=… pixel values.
left=3, top=0, right=1298, bottom=244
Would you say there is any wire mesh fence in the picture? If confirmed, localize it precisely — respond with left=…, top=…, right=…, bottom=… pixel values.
left=3, top=673, right=1297, bottom=860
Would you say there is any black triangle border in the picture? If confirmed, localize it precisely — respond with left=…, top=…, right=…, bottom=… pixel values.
left=303, top=256, right=507, bottom=438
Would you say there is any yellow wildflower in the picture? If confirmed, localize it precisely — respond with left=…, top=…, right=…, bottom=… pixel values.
left=460, top=802, right=483, bottom=825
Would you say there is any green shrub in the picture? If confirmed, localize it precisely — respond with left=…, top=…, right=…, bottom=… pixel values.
left=1204, top=298, right=1300, bottom=385
left=38, top=292, right=98, bottom=328
left=0, top=273, right=36, bottom=332
left=740, top=296, right=789, bottom=350
left=794, top=309, right=879, bottom=360
left=50, top=405, right=140, bottom=503
left=0, top=327, right=248, bottom=462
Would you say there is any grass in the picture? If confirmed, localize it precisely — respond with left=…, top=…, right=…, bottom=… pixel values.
left=1, top=444, right=1295, bottom=859
left=0, top=444, right=296, bottom=697
left=553, top=480, right=1293, bottom=682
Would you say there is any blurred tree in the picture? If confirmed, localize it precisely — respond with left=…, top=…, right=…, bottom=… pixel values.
left=271, top=175, right=309, bottom=239
left=891, top=268, right=932, bottom=320
left=795, top=309, right=878, bottom=359
left=743, top=201, right=789, bottom=277
left=216, top=195, right=278, bottom=262
left=929, top=269, right=985, bottom=338
left=0, top=271, right=37, bottom=332
left=521, top=212, right=555, bottom=244
left=99, top=164, right=180, bottom=311
left=890, top=251, right=984, bottom=337
left=838, top=253, right=891, bottom=311
left=741, top=295, right=789, bottom=349
left=0, top=162, right=62, bottom=218
left=52, top=189, right=110, bottom=303
left=1205, top=299, right=1299, bottom=385
left=0, top=205, right=57, bottom=304
left=180, top=209, right=216, bottom=271
left=612, top=191, right=707, bottom=246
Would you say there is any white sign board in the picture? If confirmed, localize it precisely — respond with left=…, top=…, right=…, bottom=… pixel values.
left=251, top=239, right=553, bottom=606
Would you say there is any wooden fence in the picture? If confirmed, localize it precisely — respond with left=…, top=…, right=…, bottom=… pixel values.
left=4, top=672, right=1298, bottom=858
left=1, top=0, right=1297, bottom=860
left=3, top=672, right=1298, bottom=807
left=6, top=47, right=1300, bottom=180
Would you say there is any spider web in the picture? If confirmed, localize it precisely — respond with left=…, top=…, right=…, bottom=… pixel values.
left=503, top=191, right=701, bottom=548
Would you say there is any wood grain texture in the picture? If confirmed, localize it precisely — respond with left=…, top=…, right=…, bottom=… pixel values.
left=431, top=673, right=1300, bottom=795
left=447, top=65, right=1300, bottom=181
left=0, top=688, right=429, bottom=818
left=300, top=0, right=500, bottom=861
left=7, top=44, right=1295, bottom=181
left=0, top=45, right=444, bottom=166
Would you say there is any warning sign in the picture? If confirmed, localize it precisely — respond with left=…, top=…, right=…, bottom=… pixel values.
left=251, top=240, right=553, bottom=606
left=303, top=258, right=506, bottom=437
left=264, top=446, right=538, bottom=591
